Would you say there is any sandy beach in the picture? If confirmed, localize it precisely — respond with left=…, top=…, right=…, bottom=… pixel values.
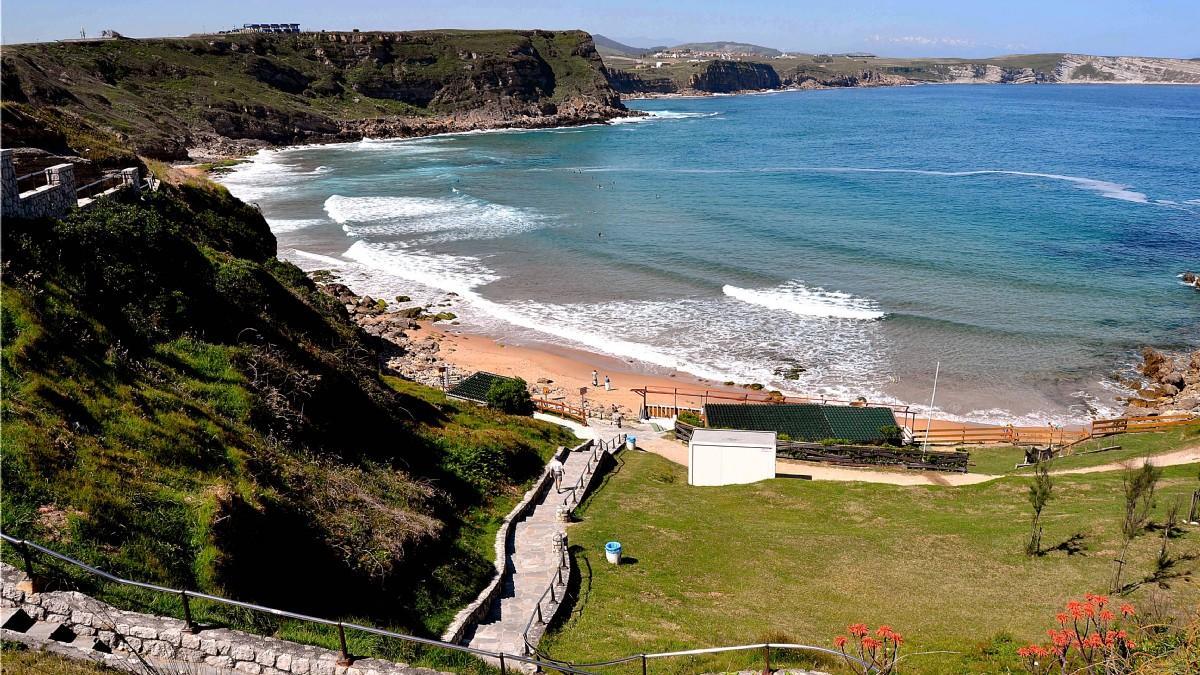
left=419, top=320, right=986, bottom=432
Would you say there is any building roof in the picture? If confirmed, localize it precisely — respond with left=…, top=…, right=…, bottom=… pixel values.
left=446, top=371, right=516, bottom=404
left=690, top=428, right=777, bottom=447
left=703, top=403, right=897, bottom=443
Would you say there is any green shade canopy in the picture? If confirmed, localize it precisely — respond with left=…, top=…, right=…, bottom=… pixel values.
left=704, top=403, right=897, bottom=443
left=446, top=371, right=517, bottom=404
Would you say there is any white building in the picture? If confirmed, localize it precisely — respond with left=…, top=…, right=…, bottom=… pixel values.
left=687, top=429, right=777, bottom=486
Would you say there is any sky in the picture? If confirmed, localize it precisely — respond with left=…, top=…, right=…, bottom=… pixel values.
left=2, top=0, right=1197, bottom=58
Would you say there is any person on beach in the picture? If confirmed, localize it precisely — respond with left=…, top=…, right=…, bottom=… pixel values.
left=614, top=411, right=623, bottom=429
left=592, top=369, right=599, bottom=386
left=548, top=458, right=564, bottom=491
left=605, top=375, right=612, bottom=391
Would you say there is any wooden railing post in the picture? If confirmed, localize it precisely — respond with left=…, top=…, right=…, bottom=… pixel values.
left=180, top=590, right=199, bottom=633
left=763, top=643, right=770, bottom=675
left=18, top=541, right=39, bottom=593
left=336, top=622, right=353, bottom=666
left=641, top=654, right=648, bottom=675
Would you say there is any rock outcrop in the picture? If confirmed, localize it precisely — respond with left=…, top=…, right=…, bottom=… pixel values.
left=688, top=60, right=781, bottom=93
left=1127, top=347, right=1200, bottom=414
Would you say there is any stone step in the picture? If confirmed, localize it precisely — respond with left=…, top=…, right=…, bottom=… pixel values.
left=1, top=607, right=34, bottom=632
left=71, top=634, right=112, bottom=653
left=25, top=620, right=75, bottom=642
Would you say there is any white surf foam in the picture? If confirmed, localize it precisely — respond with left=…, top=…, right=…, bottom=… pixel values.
left=323, top=193, right=547, bottom=243
left=266, top=218, right=325, bottom=234
left=769, top=167, right=1152, bottom=204
left=609, top=110, right=721, bottom=124
left=723, top=281, right=885, bottom=320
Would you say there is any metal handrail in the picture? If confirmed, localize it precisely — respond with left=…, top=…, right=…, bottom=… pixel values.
left=521, top=435, right=626, bottom=657
left=0, top=532, right=595, bottom=675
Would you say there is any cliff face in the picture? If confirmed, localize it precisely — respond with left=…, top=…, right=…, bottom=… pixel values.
left=688, top=60, right=781, bottom=92
left=608, top=53, right=1200, bottom=96
left=0, top=30, right=627, bottom=161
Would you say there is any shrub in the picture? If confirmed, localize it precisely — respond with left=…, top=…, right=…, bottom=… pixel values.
left=486, top=377, right=533, bottom=416
left=878, top=425, right=904, bottom=446
left=676, top=410, right=703, bottom=426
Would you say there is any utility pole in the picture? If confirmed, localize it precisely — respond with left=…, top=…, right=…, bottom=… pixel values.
left=922, top=361, right=940, bottom=454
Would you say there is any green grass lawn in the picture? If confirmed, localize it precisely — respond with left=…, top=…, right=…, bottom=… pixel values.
left=968, top=423, right=1200, bottom=476
left=542, top=451, right=1200, bottom=674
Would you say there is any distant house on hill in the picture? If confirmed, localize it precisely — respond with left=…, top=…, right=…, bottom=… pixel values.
left=703, top=403, right=898, bottom=444
left=236, top=23, right=301, bottom=34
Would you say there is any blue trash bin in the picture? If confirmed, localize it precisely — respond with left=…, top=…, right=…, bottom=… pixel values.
left=625, top=435, right=636, bottom=451
left=605, top=541, right=622, bottom=564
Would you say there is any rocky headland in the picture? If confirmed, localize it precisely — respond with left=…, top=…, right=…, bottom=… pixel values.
left=607, top=53, right=1200, bottom=97
left=1, top=30, right=630, bottom=162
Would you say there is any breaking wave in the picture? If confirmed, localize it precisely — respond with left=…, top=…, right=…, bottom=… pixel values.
left=723, top=282, right=886, bottom=320
left=323, top=193, right=547, bottom=243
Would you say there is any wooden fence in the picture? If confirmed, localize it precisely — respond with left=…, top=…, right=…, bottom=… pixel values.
left=911, top=413, right=1197, bottom=447
left=534, top=399, right=588, bottom=426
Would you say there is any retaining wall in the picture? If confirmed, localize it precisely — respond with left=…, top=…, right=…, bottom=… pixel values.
left=0, top=564, right=446, bottom=675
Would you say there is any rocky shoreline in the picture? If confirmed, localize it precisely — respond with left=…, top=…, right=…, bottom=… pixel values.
left=188, top=100, right=635, bottom=160
left=1128, top=347, right=1200, bottom=414
left=311, top=273, right=640, bottom=420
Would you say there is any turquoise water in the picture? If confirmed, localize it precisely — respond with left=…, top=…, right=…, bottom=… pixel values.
left=221, top=85, right=1200, bottom=423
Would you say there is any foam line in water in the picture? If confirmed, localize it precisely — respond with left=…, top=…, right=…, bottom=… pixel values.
left=609, top=111, right=721, bottom=124
left=723, top=282, right=885, bottom=320
left=323, top=193, right=547, bottom=243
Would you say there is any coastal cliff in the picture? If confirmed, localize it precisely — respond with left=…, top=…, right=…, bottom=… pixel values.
left=688, top=60, right=781, bottom=92
left=609, top=53, right=1200, bottom=96
left=1, top=29, right=627, bottom=161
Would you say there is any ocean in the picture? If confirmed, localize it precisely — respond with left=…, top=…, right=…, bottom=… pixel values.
left=219, top=84, right=1200, bottom=424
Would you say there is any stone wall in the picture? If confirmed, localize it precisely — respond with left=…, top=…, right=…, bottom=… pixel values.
left=1, top=149, right=78, bottom=220
left=1, top=563, right=449, bottom=675
left=440, top=441, right=586, bottom=645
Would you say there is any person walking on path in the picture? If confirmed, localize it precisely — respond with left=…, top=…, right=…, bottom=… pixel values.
left=604, top=375, right=612, bottom=391
left=592, top=369, right=599, bottom=387
left=614, top=411, right=623, bottom=429
left=548, top=457, right=565, bottom=492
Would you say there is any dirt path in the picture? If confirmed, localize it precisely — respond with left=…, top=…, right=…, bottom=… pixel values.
left=1046, top=447, right=1200, bottom=476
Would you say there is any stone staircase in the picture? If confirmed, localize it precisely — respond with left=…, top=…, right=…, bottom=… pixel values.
left=461, top=443, right=597, bottom=659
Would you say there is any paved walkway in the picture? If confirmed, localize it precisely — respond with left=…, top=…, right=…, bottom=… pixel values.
left=461, top=443, right=594, bottom=658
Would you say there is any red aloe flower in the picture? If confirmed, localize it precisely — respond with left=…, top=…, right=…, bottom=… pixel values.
left=861, top=637, right=881, bottom=650
left=875, top=624, right=894, bottom=639
left=834, top=636, right=848, bottom=649
left=848, top=623, right=869, bottom=637
left=1055, top=612, right=1069, bottom=625
left=1120, top=603, right=1136, bottom=617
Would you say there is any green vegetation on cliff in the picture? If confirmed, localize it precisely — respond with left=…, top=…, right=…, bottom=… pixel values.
left=1, top=29, right=624, bottom=162
left=0, top=177, right=575, bottom=645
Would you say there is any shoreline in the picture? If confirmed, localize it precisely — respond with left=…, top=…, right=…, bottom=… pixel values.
left=414, top=319, right=998, bottom=432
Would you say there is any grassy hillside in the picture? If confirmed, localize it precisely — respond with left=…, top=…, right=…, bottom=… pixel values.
left=544, top=451, right=1200, bottom=674
left=0, top=30, right=624, bottom=162
left=0, top=174, right=575, bottom=649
